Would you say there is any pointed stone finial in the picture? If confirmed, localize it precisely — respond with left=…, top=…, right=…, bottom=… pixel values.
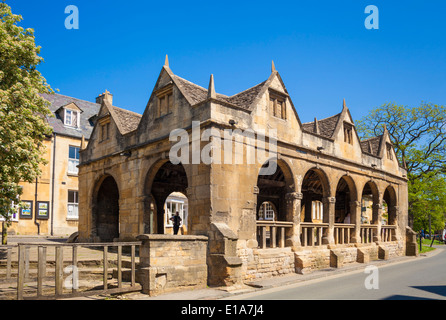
left=343, top=98, right=347, bottom=109
left=208, top=74, right=216, bottom=99
left=314, top=117, right=320, bottom=134
left=272, top=60, right=276, bottom=73
left=81, top=135, right=86, bottom=150
left=164, top=54, right=169, bottom=67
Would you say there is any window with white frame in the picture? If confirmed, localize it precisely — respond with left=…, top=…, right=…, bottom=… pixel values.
left=68, top=146, right=80, bottom=175
left=312, top=200, right=323, bottom=221
left=67, top=190, right=79, bottom=219
left=165, top=200, right=185, bottom=227
left=64, top=109, right=79, bottom=127
left=258, top=201, right=276, bottom=221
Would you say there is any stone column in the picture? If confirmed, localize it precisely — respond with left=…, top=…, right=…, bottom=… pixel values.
left=285, top=192, right=303, bottom=248
left=323, top=196, right=336, bottom=245
left=350, top=200, right=361, bottom=243
left=389, top=205, right=399, bottom=241
left=373, top=202, right=383, bottom=242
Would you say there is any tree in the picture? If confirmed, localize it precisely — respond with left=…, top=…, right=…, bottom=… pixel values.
left=0, top=2, right=53, bottom=243
left=356, top=102, right=446, bottom=231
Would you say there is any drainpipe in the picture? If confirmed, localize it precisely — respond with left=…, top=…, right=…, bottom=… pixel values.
left=50, top=133, right=57, bottom=236
left=34, top=177, right=40, bottom=235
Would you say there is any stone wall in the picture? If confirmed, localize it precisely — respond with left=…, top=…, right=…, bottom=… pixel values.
left=239, top=247, right=295, bottom=282
left=136, top=234, right=208, bottom=296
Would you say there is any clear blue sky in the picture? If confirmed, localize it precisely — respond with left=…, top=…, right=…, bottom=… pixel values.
left=9, top=0, right=446, bottom=123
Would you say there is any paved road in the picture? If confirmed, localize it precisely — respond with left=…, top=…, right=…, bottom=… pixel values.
left=225, top=246, right=446, bottom=300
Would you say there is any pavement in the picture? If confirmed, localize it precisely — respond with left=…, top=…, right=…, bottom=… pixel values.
left=4, top=235, right=444, bottom=300
left=112, top=245, right=445, bottom=301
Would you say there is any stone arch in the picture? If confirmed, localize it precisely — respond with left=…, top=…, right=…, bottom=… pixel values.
left=334, top=175, right=358, bottom=224
left=91, top=174, right=120, bottom=242
left=256, top=158, right=295, bottom=222
left=300, top=167, right=331, bottom=223
left=143, top=159, right=189, bottom=234
left=360, top=180, right=380, bottom=225
left=383, top=185, right=398, bottom=225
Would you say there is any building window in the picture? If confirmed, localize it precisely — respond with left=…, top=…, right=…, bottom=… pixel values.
left=64, top=109, right=79, bottom=127
left=101, top=122, right=110, bottom=141
left=269, top=94, right=286, bottom=120
left=344, top=123, right=353, bottom=144
left=156, top=85, right=173, bottom=118
left=165, top=200, right=185, bottom=227
left=386, top=143, right=393, bottom=160
left=68, top=146, right=80, bottom=175
left=67, top=190, right=79, bottom=220
left=312, top=201, right=323, bottom=221
left=258, top=201, right=276, bottom=221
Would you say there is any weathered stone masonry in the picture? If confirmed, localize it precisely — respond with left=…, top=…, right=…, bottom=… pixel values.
left=78, top=58, right=416, bottom=290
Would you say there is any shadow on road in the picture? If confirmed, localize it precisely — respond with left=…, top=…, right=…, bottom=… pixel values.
left=383, top=286, right=446, bottom=300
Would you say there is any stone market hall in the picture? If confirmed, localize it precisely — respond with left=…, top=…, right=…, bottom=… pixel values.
left=78, top=57, right=415, bottom=290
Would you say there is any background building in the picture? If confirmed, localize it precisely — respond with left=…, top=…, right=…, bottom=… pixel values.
left=3, top=93, right=101, bottom=236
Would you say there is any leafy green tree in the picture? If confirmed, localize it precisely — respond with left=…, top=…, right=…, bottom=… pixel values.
left=410, top=172, right=446, bottom=234
left=0, top=2, right=53, bottom=243
left=356, top=102, right=446, bottom=232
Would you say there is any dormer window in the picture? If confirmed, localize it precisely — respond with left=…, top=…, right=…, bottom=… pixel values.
left=60, top=102, right=82, bottom=128
left=386, top=143, right=393, bottom=160
left=99, top=116, right=111, bottom=142
left=344, top=122, right=353, bottom=144
left=64, top=109, right=79, bottom=127
left=269, top=91, right=287, bottom=120
left=155, top=84, right=173, bottom=118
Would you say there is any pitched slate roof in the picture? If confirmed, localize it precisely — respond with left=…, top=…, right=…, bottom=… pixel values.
left=302, top=113, right=341, bottom=139
left=109, top=105, right=142, bottom=135
left=360, top=135, right=382, bottom=156
left=40, top=93, right=101, bottom=140
left=171, top=73, right=267, bottom=110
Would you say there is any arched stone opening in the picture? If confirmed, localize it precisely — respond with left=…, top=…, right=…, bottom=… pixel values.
left=301, top=169, right=330, bottom=223
left=144, top=161, right=188, bottom=234
left=92, top=175, right=120, bottom=242
left=383, top=185, right=398, bottom=225
left=361, top=181, right=380, bottom=225
left=256, top=159, right=295, bottom=248
left=334, top=176, right=358, bottom=244
left=300, top=168, right=331, bottom=246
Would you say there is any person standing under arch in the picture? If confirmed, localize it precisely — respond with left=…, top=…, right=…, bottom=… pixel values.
left=170, top=211, right=182, bottom=235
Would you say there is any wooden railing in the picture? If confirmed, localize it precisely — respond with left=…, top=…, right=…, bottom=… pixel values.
left=300, top=223, right=329, bottom=247
left=256, top=220, right=293, bottom=249
left=0, top=242, right=141, bottom=300
left=381, top=225, right=396, bottom=242
left=333, top=224, right=355, bottom=245
left=360, top=225, right=377, bottom=244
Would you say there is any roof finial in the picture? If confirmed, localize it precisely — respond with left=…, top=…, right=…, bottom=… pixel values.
left=208, top=74, right=216, bottom=99
left=343, top=98, right=347, bottom=109
left=314, top=117, right=320, bottom=134
left=271, top=60, right=276, bottom=73
left=164, top=54, right=169, bottom=67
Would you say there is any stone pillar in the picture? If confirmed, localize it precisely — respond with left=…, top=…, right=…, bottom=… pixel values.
left=350, top=200, right=361, bottom=243
left=323, top=196, right=336, bottom=245
left=389, top=205, right=399, bottom=241
left=285, top=192, right=303, bottom=248
left=373, top=202, right=383, bottom=242
left=405, top=226, right=418, bottom=256
left=207, top=223, right=242, bottom=287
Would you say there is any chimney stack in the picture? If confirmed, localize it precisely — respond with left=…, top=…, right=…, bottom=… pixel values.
left=96, top=90, right=113, bottom=105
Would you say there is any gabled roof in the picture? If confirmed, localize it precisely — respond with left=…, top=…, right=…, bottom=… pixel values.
left=169, top=70, right=268, bottom=110
left=360, top=135, right=383, bottom=156
left=109, top=105, right=142, bottom=135
left=302, top=113, right=342, bottom=139
left=40, top=93, right=101, bottom=139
